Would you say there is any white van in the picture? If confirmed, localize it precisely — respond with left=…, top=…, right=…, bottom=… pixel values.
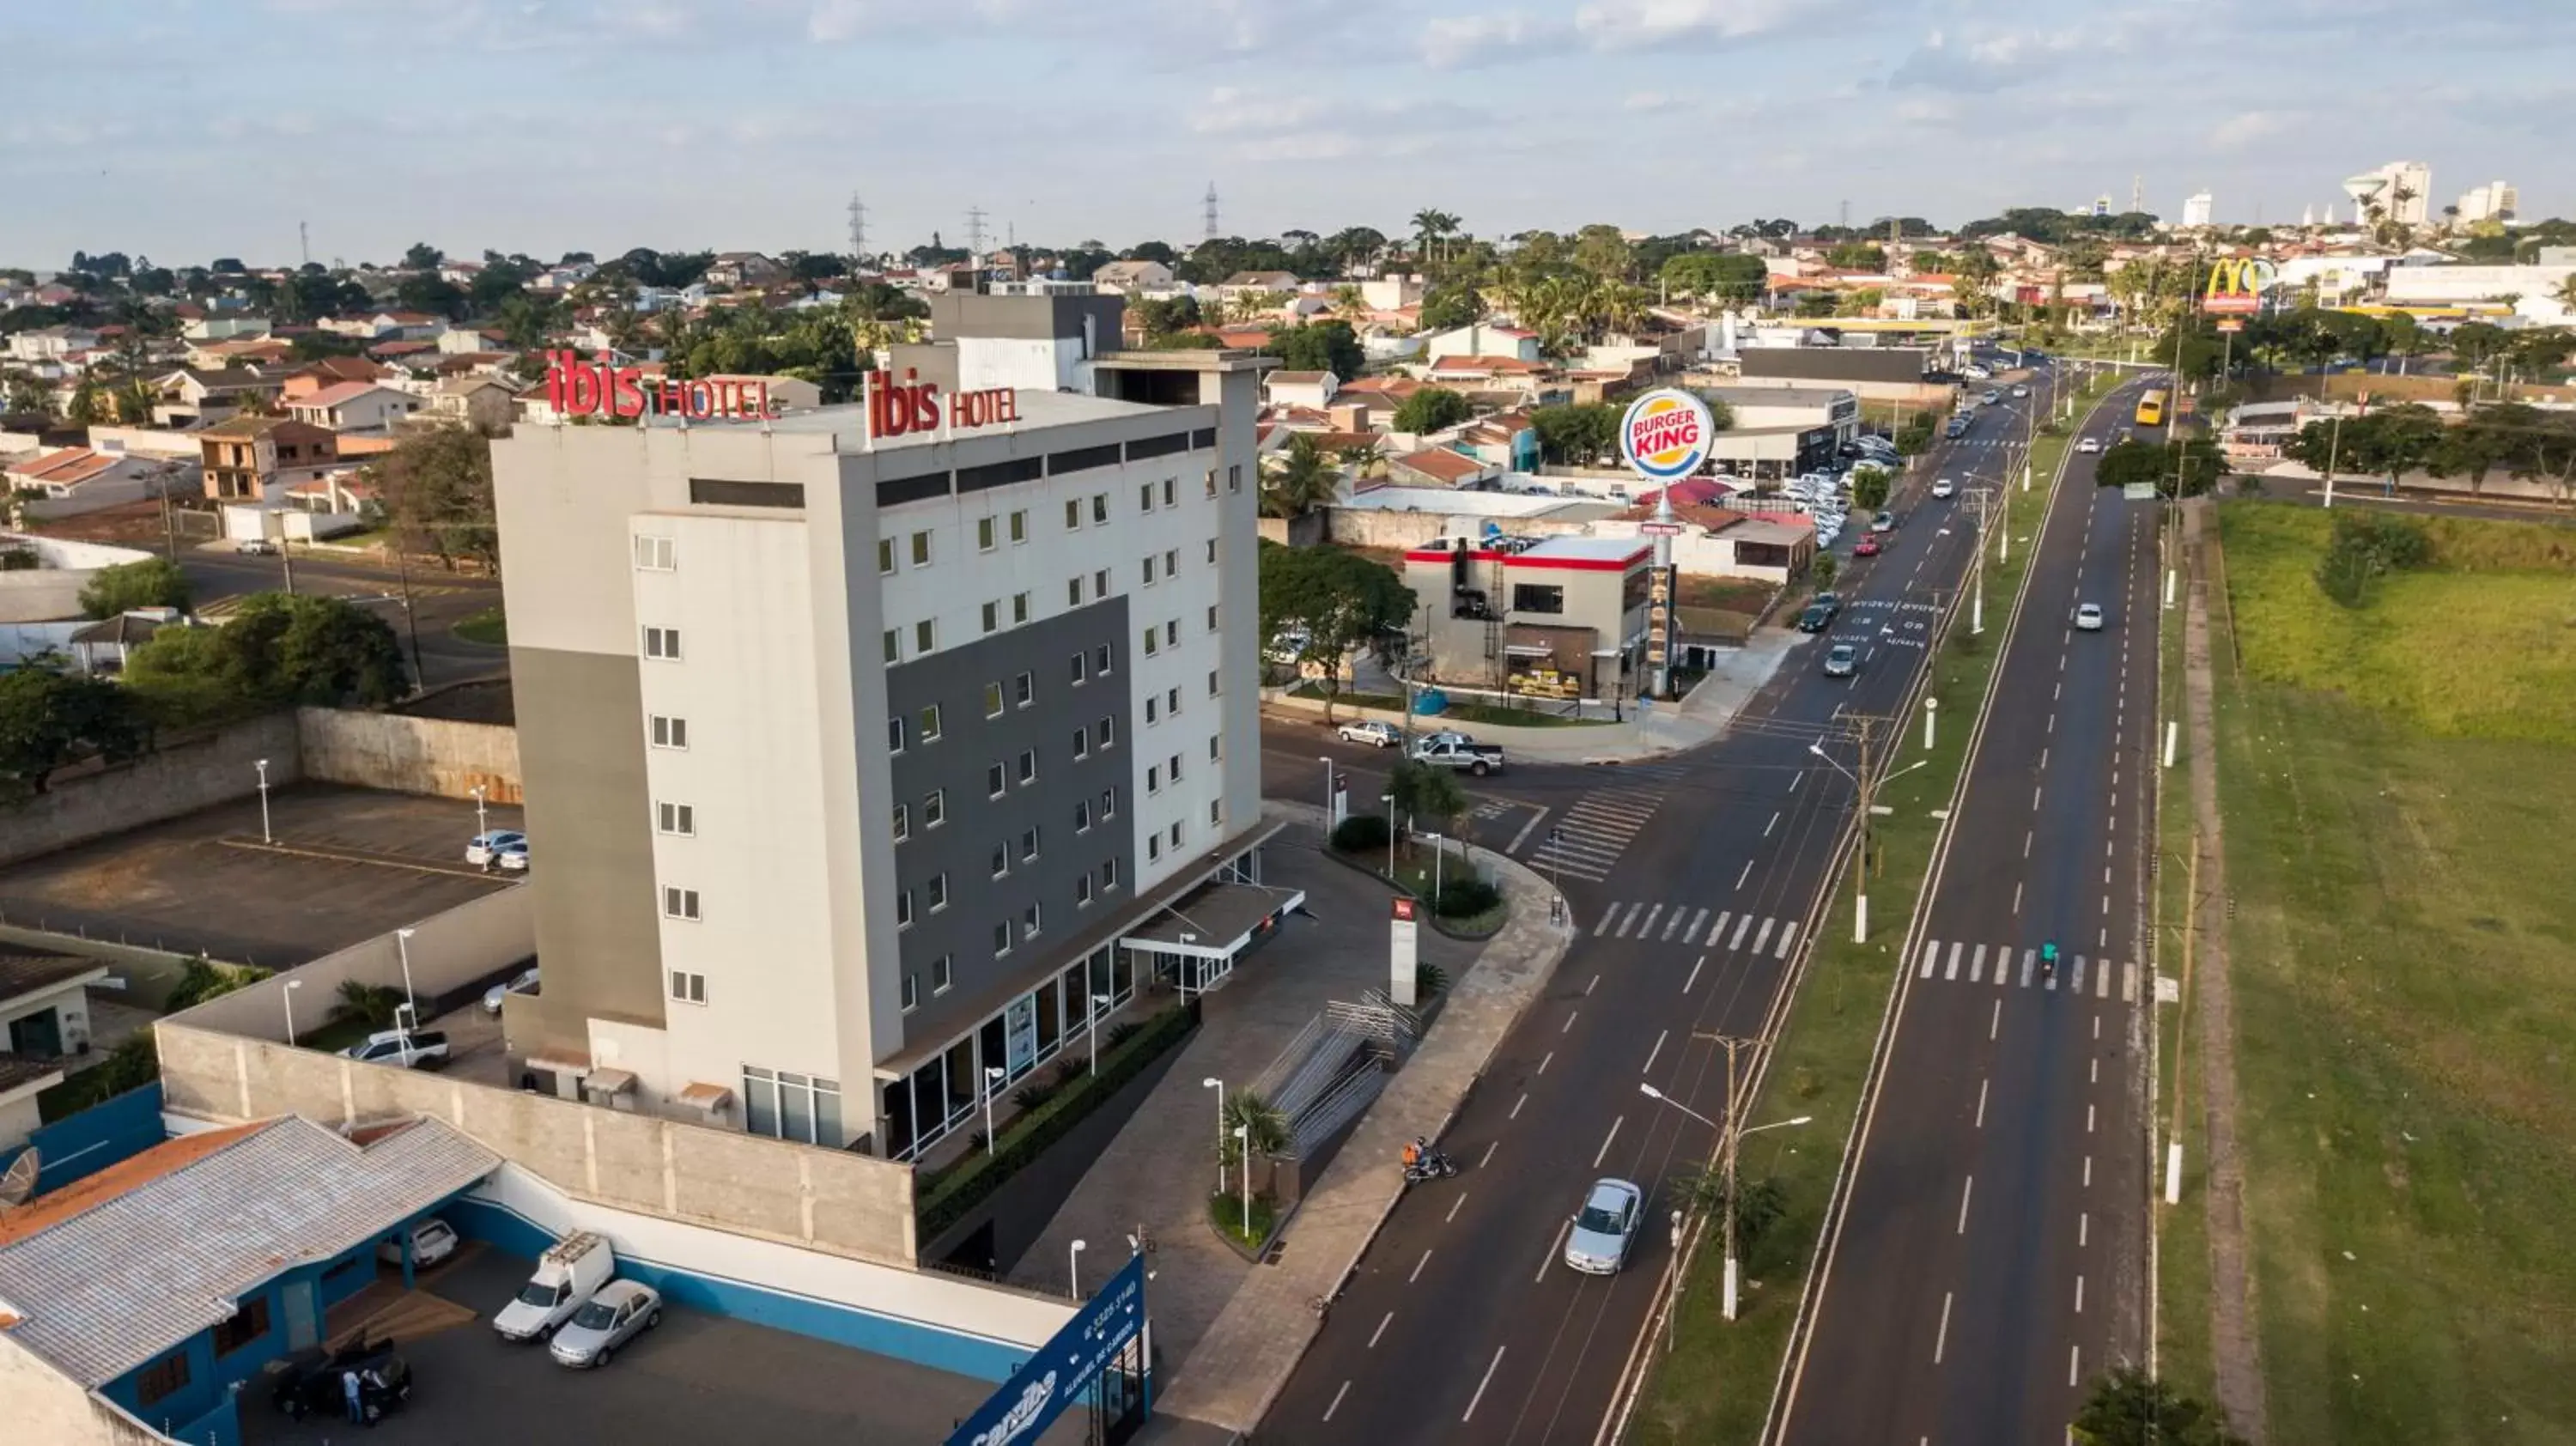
left=493, top=1232, right=616, bottom=1342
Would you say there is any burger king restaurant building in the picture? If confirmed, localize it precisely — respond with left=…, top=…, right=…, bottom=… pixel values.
left=1403, top=535, right=1654, bottom=702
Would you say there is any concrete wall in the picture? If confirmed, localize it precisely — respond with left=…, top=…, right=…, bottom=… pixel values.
left=170, top=884, right=534, bottom=1041
left=86, top=424, right=209, bottom=460
left=0, top=1334, right=172, bottom=1446
left=0, top=533, right=156, bottom=569
left=153, top=1019, right=920, bottom=1269
left=295, top=707, right=520, bottom=801
left=0, top=713, right=302, bottom=870
left=0, top=573, right=88, bottom=623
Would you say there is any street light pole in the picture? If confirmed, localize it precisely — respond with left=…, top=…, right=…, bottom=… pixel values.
left=1089, top=992, right=1110, bottom=1078
left=471, top=785, right=489, bottom=841
left=1201, top=1078, right=1224, bottom=1193
left=982, top=1066, right=1005, bottom=1156
left=254, top=758, right=273, bottom=844
left=283, top=977, right=303, bottom=1044
left=394, top=927, right=418, bottom=1031
left=1317, top=756, right=1335, bottom=824
left=1381, top=793, right=1396, bottom=876
left=1233, top=1123, right=1251, bottom=1236
left=1068, top=1238, right=1087, bottom=1301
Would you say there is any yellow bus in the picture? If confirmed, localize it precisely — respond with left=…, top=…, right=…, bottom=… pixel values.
left=2135, top=389, right=2168, bottom=428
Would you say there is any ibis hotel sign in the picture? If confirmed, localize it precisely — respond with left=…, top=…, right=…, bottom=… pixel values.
left=864, top=368, right=1022, bottom=440
left=1618, top=388, right=1715, bottom=483
left=544, top=350, right=782, bottom=422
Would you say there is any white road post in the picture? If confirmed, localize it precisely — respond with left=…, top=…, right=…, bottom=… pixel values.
left=1923, top=697, right=1938, bottom=752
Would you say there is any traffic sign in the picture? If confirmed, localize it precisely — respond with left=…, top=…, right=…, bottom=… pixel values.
left=1639, top=521, right=1684, bottom=536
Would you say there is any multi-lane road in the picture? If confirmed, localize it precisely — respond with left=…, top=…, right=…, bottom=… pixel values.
left=180, top=544, right=505, bottom=689
left=1777, top=371, right=2165, bottom=1444
left=1249, top=372, right=2125, bottom=1444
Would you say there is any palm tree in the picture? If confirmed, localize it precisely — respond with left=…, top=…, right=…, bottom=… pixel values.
left=1411, top=210, right=1461, bottom=264
left=1221, top=1089, right=1291, bottom=1163
left=1336, top=442, right=1386, bottom=482
left=1260, top=434, right=1340, bottom=519
left=1331, top=283, right=1367, bottom=316
left=2554, top=274, right=2576, bottom=312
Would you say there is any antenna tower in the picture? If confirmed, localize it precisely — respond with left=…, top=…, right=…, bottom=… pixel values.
left=2130, top=174, right=2145, bottom=214
left=299, top=221, right=310, bottom=267
left=965, top=206, right=989, bottom=255
left=1838, top=199, right=1849, bottom=230
left=846, top=193, right=868, bottom=258
left=1203, top=182, right=1220, bottom=241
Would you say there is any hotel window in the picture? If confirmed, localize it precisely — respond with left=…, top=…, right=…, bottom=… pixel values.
left=919, top=704, right=943, bottom=742
left=924, top=788, right=946, bottom=827
left=663, top=887, right=701, bottom=920
left=1206, top=605, right=1219, bottom=632
left=1102, top=786, right=1118, bottom=819
left=1139, top=482, right=1155, bottom=513
left=135, top=1352, right=190, bottom=1407
left=1015, top=671, right=1034, bottom=707
left=1077, top=872, right=1095, bottom=907
left=1209, top=733, right=1223, bottom=761
left=897, top=888, right=914, bottom=927
left=884, top=629, right=901, bottom=663
left=902, top=974, right=918, bottom=1012
left=1148, top=834, right=1162, bottom=862
left=1170, top=752, right=1184, bottom=781
left=977, top=516, right=997, bottom=551
left=1023, top=902, right=1042, bottom=939
left=1010, top=508, right=1029, bottom=544
left=1093, top=567, right=1110, bottom=598
left=1070, top=651, right=1088, bottom=684
left=1021, top=826, right=1040, bottom=861
left=1103, top=857, right=1120, bottom=890
left=1206, top=537, right=1218, bottom=564
left=1074, top=798, right=1091, bottom=832
left=1092, top=492, right=1109, bottom=524
left=1205, top=468, right=1218, bottom=498
left=643, top=626, right=682, bottom=660
left=888, top=716, right=905, bottom=753
left=1065, top=498, right=1082, bottom=529
left=1143, top=627, right=1157, bottom=657
left=742, top=1066, right=842, bottom=1145
left=1164, top=620, right=1179, bottom=647
left=991, top=843, right=1011, bottom=878
left=633, top=534, right=676, bottom=571
left=1207, top=668, right=1221, bottom=696
left=1228, top=464, right=1242, bottom=493
left=910, top=530, right=933, bottom=566
left=987, top=762, right=1006, bottom=799
left=213, top=1296, right=271, bottom=1357
left=1145, top=696, right=1158, bottom=725
left=657, top=801, right=696, bottom=836
left=933, top=954, right=953, bottom=993
left=651, top=714, right=689, bottom=749
left=993, top=921, right=1012, bottom=957
left=915, top=618, right=937, bottom=653
left=1164, top=547, right=1179, bottom=575
left=1068, top=576, right=1084, bottom=607
left=1210, top=798, right=1224, bottom=827
left=1143, top=555, right=1157, bottom=586
left=984, top=681, right=1005, bottom=718
left=1099, top=715, right=1116, bottom=749
left=1013, top=592, right=1030, bottom=624
left=1073, top=726, right=1089, bottom=759
left=1163, top=477, right=1177, bottom=507
left=927, top=872, right=950, bottom=910
left=1146, top=764, right=1161, bottom=794
left=1167, top=686, right=1181, bottom=714
left=982, top=601, right=999, bottom=634
left=1018, top=748, right=1037, bottom=784
left=892, top=803, right=909, bottom=841
left=1170, top=821, right=1184, bottom=849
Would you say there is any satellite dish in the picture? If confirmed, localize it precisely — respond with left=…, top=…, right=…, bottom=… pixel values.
left=0, top=1148, right=39, bottom=1209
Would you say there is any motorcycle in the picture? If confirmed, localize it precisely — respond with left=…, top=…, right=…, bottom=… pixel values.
left=1402, top=1151, right=1459, bottom=1184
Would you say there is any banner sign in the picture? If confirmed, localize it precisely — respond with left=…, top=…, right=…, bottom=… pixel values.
left=1618, top=389, right=1715, bottom=483
left=2200, top=258, right=2277, bottom=317
left=948, top=1253, right=1145, bottom=1446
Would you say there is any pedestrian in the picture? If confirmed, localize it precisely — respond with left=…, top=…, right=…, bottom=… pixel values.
left=343, top=1367, right=363, bottom=1424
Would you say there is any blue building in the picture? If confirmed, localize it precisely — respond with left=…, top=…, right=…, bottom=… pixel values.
left=0, top=1114, right=496, bottom=1446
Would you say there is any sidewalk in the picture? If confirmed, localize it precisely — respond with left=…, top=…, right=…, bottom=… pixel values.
left=1152, top=803, right=1573, bottom=1433
left=1004, top=810, right=1485, bottom=1369
left=1261, top=627, right=1801, bottom=765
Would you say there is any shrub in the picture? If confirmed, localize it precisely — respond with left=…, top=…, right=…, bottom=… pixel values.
left=164, top=958, right=266, bottom=1013
left=1415, top=963, right=1449, bottom=998
left=2315, top=511, right=2432, bottom=607
left=1332, top=813, right=1391, bottom=853
left=1012, top=1080, right=1057, bottom=1113
left=1432, top=878, right=1502, bottom=918
left=1106, top=1020, right=1144, bottom=1050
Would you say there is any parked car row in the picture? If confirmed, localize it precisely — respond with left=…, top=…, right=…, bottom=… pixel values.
left=494, top=1230, right=665, bottom=1370
left=465, top=829, right=530, bottom=872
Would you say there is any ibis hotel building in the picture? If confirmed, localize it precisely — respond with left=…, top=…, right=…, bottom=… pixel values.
left=490, top=298, right=1283, bottom=1159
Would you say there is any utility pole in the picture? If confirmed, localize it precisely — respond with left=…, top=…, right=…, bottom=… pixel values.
left=2320, top=410, right=2345, bottom=509
left=1692, top=1032, right=1761, bottom=1320
left=392, top=539, right=426, bottom=690
left=2162, top=837, right=2203, bottom=1205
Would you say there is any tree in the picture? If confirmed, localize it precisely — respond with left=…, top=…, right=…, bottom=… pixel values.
left=1529, top=404, right=1620, bottom=465
left=1261, top=434, right=1341, bottom=519
left=125, top=592, right=409, bottom=710
left=2096, top=438, right=2224, bottom=498
left=65, top=374, right=103, bottom=426
left=1825, top=242, right=1887, bottom=271
left=1849, top=465, right=1893, bottom=511
left=401, top=242, right=444, bottom=271
left=394, top=272, right=468, bottom=320
left=2446, top=321, right=2513, bottom=377
left=1268, top=320, right=1364, bottom=380
left=1571, top=224, right=1635, bottom=283
left=1673, top=1165, right=1788, bottom=1255
left=2428, top=403, right=2533, bottom=493
left=1411, top=210, right=1461, bottom=264
left=1256, top=541, right=1414, bottom=723
left=78, top=557, right=191, bottom=618
left=374, top=422, right=498, bottom=571
left=1386, top=754, right=1467, bottom=839
left=2069, top=1366, right=2247, bottom=1446
left=1810, top=552, right=1838, bottom=588
left=1418, top=284, right=1480, bottom=331
left=1660, top=252, right=1766, bottom=304
left=1220, top=1088, right=1291, bottom=1165
left=0, top=666, right=153, bottom=799
left=1131, top=294, right=1203, bottom=341
left=332, top=981, right=407, bottom=1031
left=5, top=374, right=53, bottom=416
left=1393, top=386, right=1473, bottom=434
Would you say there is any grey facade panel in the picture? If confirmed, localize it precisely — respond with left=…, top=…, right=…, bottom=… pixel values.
left=884, top=596, right=1132, bottom=1047
left=928, top=292, right=1127, bottom=345
left=511, top=644, right=666, bottom=1048
left=1739, top=348, right=1929, bottom=385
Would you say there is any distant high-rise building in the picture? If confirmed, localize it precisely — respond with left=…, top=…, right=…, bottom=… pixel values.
left=2093, top=193, right=2111, bottom=218
left=2181, top=191, right=2214, bottom=228
left=2456, top=180, right=2519, bottom=224
left=2344, top=161, right=2431, bottom=226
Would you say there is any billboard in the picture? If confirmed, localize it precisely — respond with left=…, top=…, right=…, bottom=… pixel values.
left=1618, top=389, right=1716, bottom=483
left=2201, top=258, right=2276, bottom=317
left=948, top=1253, right=1146, bottom=1446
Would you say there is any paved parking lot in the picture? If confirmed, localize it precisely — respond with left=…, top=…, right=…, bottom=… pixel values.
left=239, top=1246, right=1091, bottom=1446
left=0, top=786, right=523, bottom=969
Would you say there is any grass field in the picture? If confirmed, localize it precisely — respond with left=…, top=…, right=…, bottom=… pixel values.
left=2199, top=501, right=2576, bottom=1444
left=1628, top=372, right=2119, bottom=1443
left=453, top=605, right=507, bottom=646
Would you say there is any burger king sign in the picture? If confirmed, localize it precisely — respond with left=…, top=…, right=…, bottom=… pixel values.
left=1618, top=388, right=1716, bottom=483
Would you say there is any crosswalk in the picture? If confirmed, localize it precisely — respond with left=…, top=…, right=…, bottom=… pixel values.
left=1915, top=938, right=2140, bottom=1003
left=1527, top=787, right=1664, bottom=883
left=1589, top=901, right=1804, bottom=958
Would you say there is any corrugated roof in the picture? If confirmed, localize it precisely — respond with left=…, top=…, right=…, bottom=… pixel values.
left=0, top=952, right=106, bottom=1004
left=0, top=1115, right=498, bottom=1387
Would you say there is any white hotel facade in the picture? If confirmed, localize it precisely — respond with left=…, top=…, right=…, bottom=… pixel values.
left=490, top=295, right=1291, bottom=1158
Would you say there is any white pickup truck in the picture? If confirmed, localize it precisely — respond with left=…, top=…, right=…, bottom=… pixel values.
left=1409, top=736, right=1506, bottom=775
left=494, top=1230, right=616, bottom=1342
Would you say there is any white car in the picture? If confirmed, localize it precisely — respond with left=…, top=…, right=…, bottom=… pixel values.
left=2076, top=436, right=2101, bottom=455
left=1930, top=477, right=1956, bottom=499
left=1563, top=1178, right=1644, bottom=1275
left=483, top=966, right=539, bottom=1015
left=466, top=830, right=526, bottom=868
left=1337, top=720, right=1401, bottom=748
left=2013, top=385, right=2031, bottom=398
left=2075, top=603, right=2105, bottom=631
left=379, top=1217, right=460, bottom=1270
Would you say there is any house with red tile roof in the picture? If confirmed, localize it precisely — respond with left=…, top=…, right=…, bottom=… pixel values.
left=3, top=447, right=180, bottom=517
left=285, top=381, right=424, bottom=436
left=1388, top=447, right=1499, bottom=489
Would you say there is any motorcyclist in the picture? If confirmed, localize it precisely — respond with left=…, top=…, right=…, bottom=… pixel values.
left=2041, top=939, right=2059, bottom=979
left=1401, top=1139, right=1423, bottom=1170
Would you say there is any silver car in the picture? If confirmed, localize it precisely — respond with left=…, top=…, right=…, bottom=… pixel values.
left=1563, top=1178, right=1644, bottom=1275
left=547, top=1279, right=662, bottom=1369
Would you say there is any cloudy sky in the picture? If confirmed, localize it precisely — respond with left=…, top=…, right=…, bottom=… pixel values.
left=6, top=0, right=2569, bottom=268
